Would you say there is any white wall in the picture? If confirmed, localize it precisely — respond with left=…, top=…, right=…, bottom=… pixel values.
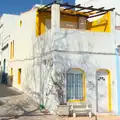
left=75, top=0, right=120, bottom=13
left=0, top=14, right=19, bottom=73
left=13, top=28, right=118, bottom=114
left=9, top=24, right=118, bottom=114
left=9, top=9, right=36, bottom=89
left=52, top=29, right=117, bottom=114
left=5, top=6, right=118, bottom=114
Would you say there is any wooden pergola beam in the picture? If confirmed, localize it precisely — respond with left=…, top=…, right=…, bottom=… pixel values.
left=84, top=7, right=104, bottom=13
left=76, top=6, right=93, bottom=12
left=64, top=4, right=81, bottom=11
left=37, top=1, right=115, bottom=18
left=89, top=12, right=107, bottom=18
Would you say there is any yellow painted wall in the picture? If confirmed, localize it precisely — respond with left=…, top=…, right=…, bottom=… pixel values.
left=87, top=12, right=111, bottom=32
left=18, top=68, right=21, bottom=84
left=36, top=12, right=51, bottom=36
left=10, top=42, right=12, bottom=59
left=36, top=11, right=86, bottom=36
left=12, top=40, right=14, bottom=58
left=10, top=68, right=13, bottom=82
left=36, top=11, right=111, bottom=36
left=10, top=40, right=14, bottom=59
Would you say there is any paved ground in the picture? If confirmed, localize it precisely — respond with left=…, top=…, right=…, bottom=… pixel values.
left=0, top=84, right=22, bottom=97
left=0, top=84, right=63, bottom=120
left=63, top=116, right=120, bottom=120
left=0, top=84, right=120, bottom=120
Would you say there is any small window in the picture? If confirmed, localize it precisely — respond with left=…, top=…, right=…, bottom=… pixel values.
left=18, top=68, right=21, bottom=84
left=20, top=20, right=22, bottom=27
left=10, top=40, right=14, bottom=59
left=12, top=40, right=14, bottom=58
left=10, top=68, right=13, bottom=81
left=10, top=42, right=12, bottom=59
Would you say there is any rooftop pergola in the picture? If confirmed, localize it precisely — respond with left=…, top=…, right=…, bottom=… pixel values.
left=37, top=1, right=115, bottom=18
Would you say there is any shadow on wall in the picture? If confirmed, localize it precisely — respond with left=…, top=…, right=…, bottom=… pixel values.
left=22, top=29, right=99, bottom=112
left=54, top=30, right=98, bottom=104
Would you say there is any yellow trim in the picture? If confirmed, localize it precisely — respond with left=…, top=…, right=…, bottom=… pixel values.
left=20, top=20, right=22, bottom=27
left=10, top=68, right=13, bottom=81
left=97, top=69, right=112, bottom=112
left=10, top=40, right=14, bottom=59
left=68, top=68, right=86, bottom=102
left=12, top=40, right=14, bottom=58
left=108, top=70, right=112, bottom=111
left=18, top=68, right=21, bottom=84
left=36, top=12, right=40, bottom=36
left=68, top=100, right=85, bottom=102
left=10, top=42, right=12, bottom=59
left=83, top=72, right=86, bottom=101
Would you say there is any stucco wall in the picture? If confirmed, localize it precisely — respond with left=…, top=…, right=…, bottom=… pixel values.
left=52, top=29, right=117, bottom=114
left=6, top=7, right=118, bottom=114
left=0, top=14, right=19, bottom=74
left=9, top=9, right=36, bottom=87
left=75, top=0, right=120, bottom=13
left=9, top=31, right=56, bottom=113
left=8, top=10, right=58, bottom=113
left=10, top=27, right=118, bottom=114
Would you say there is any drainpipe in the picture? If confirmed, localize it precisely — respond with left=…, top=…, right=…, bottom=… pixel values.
left=116, top=47, right=120, bottom=115
left=114, top=11, right=120, bottom=115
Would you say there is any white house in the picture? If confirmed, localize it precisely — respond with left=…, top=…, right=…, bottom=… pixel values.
left=1, top=1, right=120, bottom=116
left=0, top=14, right=19, bottom=84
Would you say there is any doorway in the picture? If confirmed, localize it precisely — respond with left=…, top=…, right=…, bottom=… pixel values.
left=2, top=59, right=7, bottom=84
left=3, top=59, right=6, bottom=73
left=18, top=68, right=21, bottom=84
left=96, top=69, right=112, bottom=112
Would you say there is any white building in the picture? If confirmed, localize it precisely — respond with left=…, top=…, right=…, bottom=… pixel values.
left=1, top=1, right=120, bottom=116
left=0, top=14, right=19, bottom=84
left=75, top=0, right=120, bottom=13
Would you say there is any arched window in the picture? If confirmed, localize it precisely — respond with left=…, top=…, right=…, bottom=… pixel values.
left=67, top=68, right=86, bottom=102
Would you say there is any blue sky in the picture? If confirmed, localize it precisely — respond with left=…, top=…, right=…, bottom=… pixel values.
left=0, top=0, right=74, bottom=15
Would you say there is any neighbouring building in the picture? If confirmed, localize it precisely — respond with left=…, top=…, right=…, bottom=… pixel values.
left=0, top=14, right=19, bottom=84
left=1, top=1, right=120, bottom=115
left=75, top=0, right=120, bottom=13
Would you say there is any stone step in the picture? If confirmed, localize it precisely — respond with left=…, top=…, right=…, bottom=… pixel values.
left=71, top=108, right=92, bottom=111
